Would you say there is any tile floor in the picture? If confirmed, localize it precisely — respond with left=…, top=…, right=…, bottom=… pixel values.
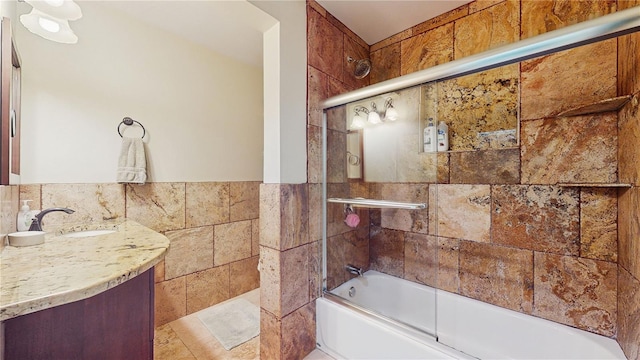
left=153, top=288, right=334, bottom=360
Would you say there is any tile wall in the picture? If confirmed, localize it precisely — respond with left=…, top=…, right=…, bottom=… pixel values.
left=12, top=181, right=260, bottom=327
left=310, top=0, right=640, bottom=358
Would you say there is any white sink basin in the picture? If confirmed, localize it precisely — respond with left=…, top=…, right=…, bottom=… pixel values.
left=63, top=229, right=116, bottom=238
left=8, top=231, right=45, bottom=246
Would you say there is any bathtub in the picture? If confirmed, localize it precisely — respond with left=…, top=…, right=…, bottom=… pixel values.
left=316, top=271, right=627, bottom=359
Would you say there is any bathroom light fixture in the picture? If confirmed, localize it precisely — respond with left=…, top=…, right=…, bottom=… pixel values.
left=20, top=8, right=78, bottom=44
left=350, top=97, right=399, bottom=128
left=25, top=0, right=82, bottom=21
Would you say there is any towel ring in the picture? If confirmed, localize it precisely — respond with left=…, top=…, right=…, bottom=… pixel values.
left=118, top=117, right=146, bottom=138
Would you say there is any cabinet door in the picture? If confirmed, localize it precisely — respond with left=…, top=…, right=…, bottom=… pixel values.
left=4, top=269, right=154, bottom=360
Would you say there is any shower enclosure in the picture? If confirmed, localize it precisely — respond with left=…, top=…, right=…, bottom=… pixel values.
left=317, top=7, right=640, bottom=359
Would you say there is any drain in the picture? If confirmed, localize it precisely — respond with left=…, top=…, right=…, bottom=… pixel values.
left=348, top=286, right=356, bottom=297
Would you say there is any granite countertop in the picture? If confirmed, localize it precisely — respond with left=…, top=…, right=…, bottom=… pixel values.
left=0, top=220, right=169, bottom=321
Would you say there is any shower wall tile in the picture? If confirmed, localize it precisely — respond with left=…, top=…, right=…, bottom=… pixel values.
left=126, top=182, right=185, bottom=233
left=434, top=184, right=491, bottom=243
left=185, top=182, right=229, bottom=228
left=326, top=103, right=347, bottom=132
left=370, top=28, right=412, bottom=52
left=459, top=241, right=534, bottom=313
left=343, top=35, right=370, bottom=89
left=230, top=181, right=260, bottom=222
left=413, top=4, right=468, bottom=34
left=521, top=0, right=616, bottom=39
left=41, top=183, right=125, bottom=230
left=260, top=246, right=281, bottom=317
left=260, top=309, right=281, bottom=360
left=396, top=143, right=442, bottom=183
left=370, top=43, right=401, bottom=85
left=533, top=253, right=617, bottom=337
left=328, top=77, right=357, bottom=99
left=281, top=302, right=317, bottom=360
left=469, top=0, right=505, bottom=13
left=492, top=185, right=580, bottom=255
left=520, top=114, right=618, bottom=184
left=400, top=23, right=454, bottom=75
left=326, top=230, right=369, bottom=290
left=279, top=184, right=310, bottom=250
left=370, top=228, right=405, bottom=278
left=618, top=267, right=640, bottom=360
left=618, top=3, right=640, bottom=97
left=450, top=148, right=520, bottom=184
left=308, top=183, right=322, bottom=243
left=375, top=183, right=429, bottom=234
left=308, top=66, right=328, bottom=128
left=309, top=240, right=322, bottom=301
left=453, top=0, right=519, bottom=59
left=619, top=187, right=640, bottom=279
left=437, top=237, right=460, bottom=294
left=580, top=188, right=617, bottom=262
left=326, top=182, right=351, bottom=238
left=164, top=226, right=214, bottom=279
left=619, top=96, right=640, bottom=186
left=185, top=265, right=229, bottom=314
left=404, top=233, right=437, bottom=287
left=19, top=184, right=41, bottom=209
left=281, top=244, right=311, bottom=317
left=307, top=7, right=343, bottom=82
left=520, top=40, right=617, bottom=120
left=251, top=218, right=260, bottom=256
left=229, top=256, right=260, bottom=298
left=214, top=220, right=252, bottom=266
left=327, top=129, right=347, bottom=184
left=431, top=64, right=519, bottom=151
left=307, top=125, right=322, bottom=184
left=155, top=276, right=186, bottom=326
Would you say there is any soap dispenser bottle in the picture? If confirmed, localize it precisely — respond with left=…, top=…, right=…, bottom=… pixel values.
left=17, top=200, right=33, bottom=231
left=437, top=121, right=449, bottom=151
left=423, top=118, right=437, bottom=153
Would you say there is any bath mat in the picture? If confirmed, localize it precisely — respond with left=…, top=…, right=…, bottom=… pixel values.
left=197, top=298, right=260, bottom=350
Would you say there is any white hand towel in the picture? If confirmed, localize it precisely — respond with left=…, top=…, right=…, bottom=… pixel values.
left=117, top=137, right=147, bottom=184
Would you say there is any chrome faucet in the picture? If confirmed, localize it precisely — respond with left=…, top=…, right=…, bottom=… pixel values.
left=345, top=264, right=363, bottom=277
left=28, top=207, right=75, bottom=231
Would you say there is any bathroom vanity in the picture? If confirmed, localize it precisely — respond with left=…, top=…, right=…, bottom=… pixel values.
left=0, top=220, right=169, bottom=359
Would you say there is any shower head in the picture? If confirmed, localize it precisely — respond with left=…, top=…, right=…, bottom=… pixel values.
left=347, top=56, right=371, bottom=79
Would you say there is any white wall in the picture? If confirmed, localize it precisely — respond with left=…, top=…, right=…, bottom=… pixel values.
left=15, top=1, right=264, bottom=184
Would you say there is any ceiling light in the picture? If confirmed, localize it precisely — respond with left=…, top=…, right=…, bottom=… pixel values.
left=20, top=9, right=78, bottom=44
left=25, top=0, right=82, bottom=20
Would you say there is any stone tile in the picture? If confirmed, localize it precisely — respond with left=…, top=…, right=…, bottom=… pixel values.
left=450, top=149, right=520, bottom=184
left=308, top=184, right=322, bottom=243
left=377, top=183, right=429, bottom=234
left=469, top=0, right=504, bottom=13
left=619, top=96, right=640, bottom=186
left=521, top=40, right=617, bottom=120
left=454, top=0, right=519, bottom=59
left=126, top=182, right=185, bottom=232
left=619, top=187, right=640, bottom=280
left=185, top=265, right=229, bottom=314
left=343, top=35, right=370, bottom=89
left=459, top=241, right=534, bottom=313
left=520, top=114, right=617, bottom=184
left=308, top=66, right=328, bottom=128
left=260, top=183, right=281, bottom=250
left=153, top=324, right=196, bottom=360
left=370, top=228, right=404, bottom=278
left=396, top=141, right=442, bottom=183
left=279, top=184, right=310, bottom=250
left=214, top=220, right=252, bottom=266
left=307, top=7, right=343, bottom=82
left=40, top=183, right=125, bottom=230
left=260, top=246, right=281, bottom=317
left=326, top=182, right=351, bottom=238
left=327, top=129, right=347, bottom=184
left=401, top=23, right=454, bottom=75
left=619, top=14, right=640, bottom=97
left=164, top=226, right=214, bottom=279
left=434, top=184, right=491, bottom=243
left=260, top=309, right=281, bottom=360
left=326, top=230, right=369, bottom=290
left=185, top=182, right=229, bottom=228
left=0, top=185, right=17, bottom=251
left=437, top=237, right=460, bottom=293
left=327, top=103, right=347, bottom=133
left=281, top=302, right=316, bottom=360
left=230, top=256, right=260, bottom=297
left=251, top=218, right=260, bottom=256
left=492, top=185, right=580, bottom=255
left=19, top=184, right=41, bottom=209
left=309, top=240, right=322, bottom=301
left=155, top=276, right=186, bottom=327
left=533, top=253, right=617, bottom=336
left=428, top=64, right=519, bottom=151
left=413, top=5, right=468, bottom=34
left=281, top=244, right=310, bottom=317
left=307, top=125, right=322, bottom=184
left=370, top=43, right=401, bottom=85
left=521, top=0, right=615, bottom=39
left=328, top=77, right=357, bottom=98
left=580, top=188, right=617, bottom=262
left=230, top=181, right=260, bottom=222
left=154, top=260, right=165, bottom=283
left=618, top=268, right=640, bottom=360
left=307, top=0, right=325, bottom=18
left=370, top=28, right=412, bottom=53
left=404, top=233, right=437, bottom=287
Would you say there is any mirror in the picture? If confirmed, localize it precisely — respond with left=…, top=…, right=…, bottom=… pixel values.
left=0, top=16, right=21, bottom=185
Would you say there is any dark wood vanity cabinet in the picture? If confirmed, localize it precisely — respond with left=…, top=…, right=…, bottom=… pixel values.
left=3, top=268, right=155, bottom=360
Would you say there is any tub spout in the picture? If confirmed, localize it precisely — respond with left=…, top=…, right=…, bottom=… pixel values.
left=346, top=264, right=363, bottom=277
left=28, top=207, right=75, bottom=231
